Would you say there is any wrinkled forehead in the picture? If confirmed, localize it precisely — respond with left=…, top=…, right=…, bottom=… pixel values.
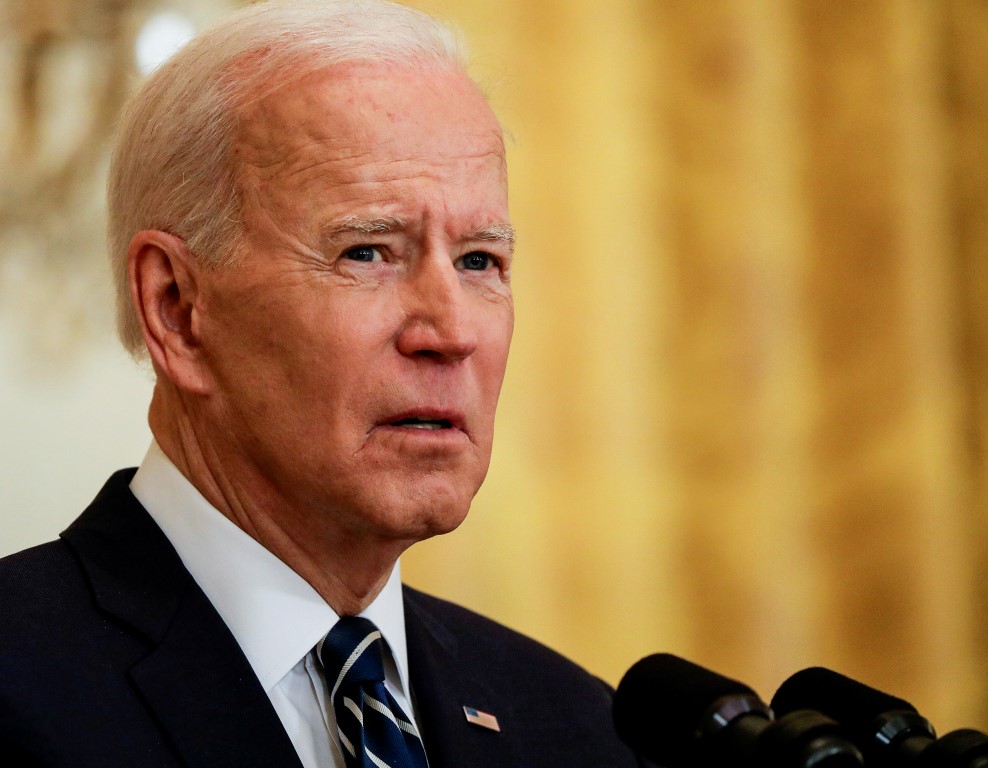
left=234, top=60, right=506, bottom=178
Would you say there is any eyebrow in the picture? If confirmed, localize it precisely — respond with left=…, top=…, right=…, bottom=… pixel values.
left=323, top=216, right=516, bottom=251
left=472, top=224, right=516, bottom=251
left=324, top=216, right=407, bottom=238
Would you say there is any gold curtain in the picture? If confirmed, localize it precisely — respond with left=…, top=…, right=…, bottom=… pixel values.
left=401, top=0, right=988, bottom=730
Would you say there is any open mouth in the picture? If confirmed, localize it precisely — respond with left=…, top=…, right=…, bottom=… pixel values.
left=390, top=417, right=454, bottom=431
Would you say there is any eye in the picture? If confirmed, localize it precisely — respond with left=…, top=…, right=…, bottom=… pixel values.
left=458, top=251, right=493, bottom=271
left=342, top=245, right=383, bottom=262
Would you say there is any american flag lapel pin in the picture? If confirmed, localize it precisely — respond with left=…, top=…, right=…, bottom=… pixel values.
left=463, top=705, right=501, bottom=732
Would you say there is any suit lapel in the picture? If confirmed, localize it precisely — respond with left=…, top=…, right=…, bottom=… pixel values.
left=404, top=590, right=523, bottom=768
left=128, top=585, right=303, bottom=768
left=62, top=471, right=303, bottom=768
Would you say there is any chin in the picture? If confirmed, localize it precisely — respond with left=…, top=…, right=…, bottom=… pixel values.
left=419, top=500, right=471, bottom=539
left=370, top=478, right=477, bottom=543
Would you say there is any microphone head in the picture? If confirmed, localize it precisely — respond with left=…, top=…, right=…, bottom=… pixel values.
left=772, top=667, right=933, bottom=765
left=772, top=667, right=917, bottom=724
left=613, top=653, right=763, bottom=765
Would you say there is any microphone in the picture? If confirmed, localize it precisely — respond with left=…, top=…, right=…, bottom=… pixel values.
left=613, top=654, right=864, bottom=767
left=772, top=667, right=988, bottom=768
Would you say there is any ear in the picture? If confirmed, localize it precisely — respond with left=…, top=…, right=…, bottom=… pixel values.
left=128, top=230, right=211, bottom=394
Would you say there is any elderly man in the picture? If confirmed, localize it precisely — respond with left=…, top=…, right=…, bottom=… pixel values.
left=0, top=1, right=643, bottom=766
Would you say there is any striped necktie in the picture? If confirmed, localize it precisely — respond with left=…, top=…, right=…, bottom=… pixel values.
left=319, top=616, right=429, bottom=768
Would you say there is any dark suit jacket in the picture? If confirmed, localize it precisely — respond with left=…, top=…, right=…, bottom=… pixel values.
left=0, top=470, right=643, bottom=767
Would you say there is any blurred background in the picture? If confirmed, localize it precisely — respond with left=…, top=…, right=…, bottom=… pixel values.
left=1, top=0, right=986, bottom=732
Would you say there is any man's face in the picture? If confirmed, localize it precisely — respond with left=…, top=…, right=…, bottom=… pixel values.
left=193, top=62, right=513, bottom=547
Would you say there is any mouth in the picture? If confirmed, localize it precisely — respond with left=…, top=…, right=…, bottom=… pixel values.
left=389, top=417, right=454, bottom=431
left=363, top=409, right=472, bottom=455
left=379, top=410, right=465, bottom=434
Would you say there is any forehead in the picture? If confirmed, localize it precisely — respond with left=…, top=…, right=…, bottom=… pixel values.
left=235, top=61, right=506, bottom=198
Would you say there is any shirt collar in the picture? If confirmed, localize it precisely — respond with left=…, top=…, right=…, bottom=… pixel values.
left=129, top=441, right=411, bottom=695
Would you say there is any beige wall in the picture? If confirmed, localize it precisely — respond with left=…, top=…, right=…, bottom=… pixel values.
left=0, top=333, right=152, bottom=555
left=2, top=0, right=986, bottom=733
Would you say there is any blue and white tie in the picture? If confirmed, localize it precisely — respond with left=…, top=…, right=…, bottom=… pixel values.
left=320, top=616, right=429, bottom=768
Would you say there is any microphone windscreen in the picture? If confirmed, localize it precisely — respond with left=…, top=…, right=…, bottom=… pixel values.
left=772, top=667, right=917, bottom=723
left=613, top=653, right=758, bottom=763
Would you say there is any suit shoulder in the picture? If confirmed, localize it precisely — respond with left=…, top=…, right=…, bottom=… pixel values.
left=0, top=540, right=102, bottom=642
left=0, top=539, right=87, bottom=604
left=403, top=586, right=645, bottom=767
left=403, top=585, right=612, bottom=694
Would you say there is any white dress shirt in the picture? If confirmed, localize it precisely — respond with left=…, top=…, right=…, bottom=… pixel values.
left=130, top=441, right=420, bottom=768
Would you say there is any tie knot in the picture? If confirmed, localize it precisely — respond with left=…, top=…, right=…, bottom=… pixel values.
left=320, top=616, right=386, bottom=695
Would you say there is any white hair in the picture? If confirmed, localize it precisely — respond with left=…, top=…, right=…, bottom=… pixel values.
left=108, top=0, right=468, bottom=358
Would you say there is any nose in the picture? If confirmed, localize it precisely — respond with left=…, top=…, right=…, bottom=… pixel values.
left=395, top=254, right=478, bottom=362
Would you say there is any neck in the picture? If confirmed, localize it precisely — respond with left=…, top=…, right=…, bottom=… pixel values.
left=147, top=384, right=406, bottom=615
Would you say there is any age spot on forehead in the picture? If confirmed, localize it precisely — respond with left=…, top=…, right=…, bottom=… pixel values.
left=234, top=60, right=508, bottom=249
left=238, top=61, right=503, bottom=179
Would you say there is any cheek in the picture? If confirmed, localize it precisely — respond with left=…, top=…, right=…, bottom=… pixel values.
left=483, top=302, right=514, bottom=375
left=280, top=298, right=402, bottom=419
left=473, top=308, right=513, bottom=416
left=285, top=287, right=385, bottom=353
